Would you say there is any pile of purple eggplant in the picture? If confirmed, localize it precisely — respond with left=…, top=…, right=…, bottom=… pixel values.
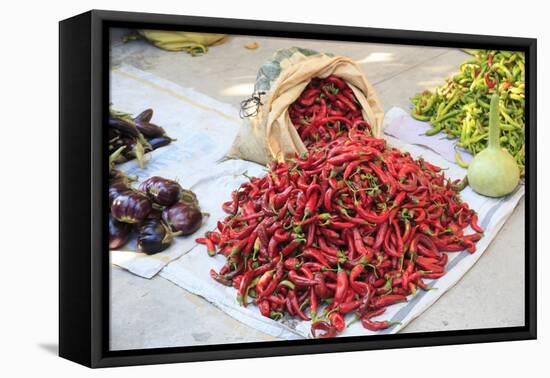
left=109, top=107, right=173, bottom=168
left=109, top=162, right=204, bottom=254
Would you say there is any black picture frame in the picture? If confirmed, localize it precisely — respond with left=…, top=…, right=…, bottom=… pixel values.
left=59, top=9, right=537, bottom=368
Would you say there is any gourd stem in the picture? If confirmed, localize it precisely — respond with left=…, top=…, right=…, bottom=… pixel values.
left=488, top=93, right=500, bottom=149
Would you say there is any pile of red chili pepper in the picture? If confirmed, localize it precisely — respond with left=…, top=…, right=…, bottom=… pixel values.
left=197, top=75, right=483, bottom=338
left=288, top=75, right=373, bottom=148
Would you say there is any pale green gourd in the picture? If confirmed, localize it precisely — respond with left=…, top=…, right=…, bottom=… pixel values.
left=467, top=93, right=520, bottom=197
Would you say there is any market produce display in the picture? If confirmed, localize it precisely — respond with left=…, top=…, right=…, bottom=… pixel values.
left=411, top=50, right=525, bottom=175
left=109, top=107, right=174, bottom=168
left=200, top=90, right=483, bottom=337
left=109, top=154, right=203, bottom=254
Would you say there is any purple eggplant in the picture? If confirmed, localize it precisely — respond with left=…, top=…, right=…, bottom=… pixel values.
left=134, top=108, right=153, bottom=123
left=135, top=121, right=166, bottom=138
left=109, top=178, right=131, bottom=206
left=109, top=116, right=140, bottom=137
left=109, top=127, right=120, bottom=140
left=162, top=202, right=203, bottom=235
left=109, top=214, right=131, bottom=250
left=139, top=176, right=183, bottom=206
left=133, top=108, right=166, bottom=137
left=148, top=135, right=172, bottom=150
left=111, top=191, right=152, bottom=224
left=146, top=207, right=163, bottom=220
left=137, top=218, right=173, bottom=254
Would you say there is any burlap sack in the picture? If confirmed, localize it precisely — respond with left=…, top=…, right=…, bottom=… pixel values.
left=227, top=48, right=384, bottom=165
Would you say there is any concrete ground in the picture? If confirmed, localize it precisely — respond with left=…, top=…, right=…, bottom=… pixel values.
left=109, top=30, right=525, bottom=350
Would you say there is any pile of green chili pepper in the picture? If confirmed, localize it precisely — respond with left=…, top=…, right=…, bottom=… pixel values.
left=411, top=50, right=525, bottom=175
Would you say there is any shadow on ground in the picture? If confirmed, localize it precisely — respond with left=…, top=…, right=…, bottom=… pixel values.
left=38, top=343, right=58, bottom=355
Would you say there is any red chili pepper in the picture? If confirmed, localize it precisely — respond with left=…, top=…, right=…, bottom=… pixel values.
left=349, top=264, right=370, bottom=296
left=392, top=220, right=404, bottom=256
left=280, top=240, right=301, bottom=256
left=416, top=278, right=431, bottom=291
left=311, top=321, right=336, bottom=338
left=288, top=270, right=318, bottom=287
left=352, top=229, right=373, bottom=261
left=302, top=248, right=330, bottom=268
left=484, top=72, right=497, bottom=89
left=371, top=294, right=407, bottom=308
left=343, top=159, right=364, bottom=180
left=442, top=243, right=464, bottom=252
left=463, top=239, right=476, bottom=254
left=232, top=211, right=265, bottom=223
left=258, top=300, right=271, bottom=317
left=334, top=266, right=349, bottom=306
left=306, top=223, right=316, bottom=247
left=272, top=228, right=290, bottom=242
left=256, top=270, right=274, bottom=296
left=470, top=213, right=484, bottom=233
left=438, top=252, right=448, bottom=266
left=329, top=312, right=346, bottom=332
left=372, top=221, right=388, bottom=250
left=304, top=191, right=319, bottom=218
left=327, top=220, right=357, bottom=230
left=288, top=290, right=310, bottom=321
left=361, top=318, right=400, bottom=331
left=325, top=75, right=346, bottom=89
left=310, top=288, right=319, bottom=318
left=238, top=270, right=256, bottom=307
left=355, top=205, right=390, bottom=224
left=196, top=237, right=216, bottom=256
left=363, top=308, right=386, bottom=320
left=267, top=237, right=280, bottom=258
left=206, top=231, right=221, bottom=245
left=317, top=236, right=339, bottom=256
left=258, top=260, right=283, bottom=300
left=283, top=257, right=301, bottom=270
left=319, top=227, right=340, bottom=240
left=323, top=188, right=335, bottom=212
left=422, top=271, right=446, bottom=279
left=314, top=272, right=330, bottom=299
left=339, top=299, right=362, bottom=314
left=416, top=235, right=439, bottom=257
left=327, top=151, right=363, bottom=166
left=222, top=201, right=236, bottom=215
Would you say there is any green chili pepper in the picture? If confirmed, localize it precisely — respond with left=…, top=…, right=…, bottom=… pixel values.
left=410, top=49, right=525, bottom=176
left=455, top=149, right=470, bottom=169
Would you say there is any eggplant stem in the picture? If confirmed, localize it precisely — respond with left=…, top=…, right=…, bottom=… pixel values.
left=134, top=141, right=145, bottom=169
left=109, top=146, right=126, bottom=167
